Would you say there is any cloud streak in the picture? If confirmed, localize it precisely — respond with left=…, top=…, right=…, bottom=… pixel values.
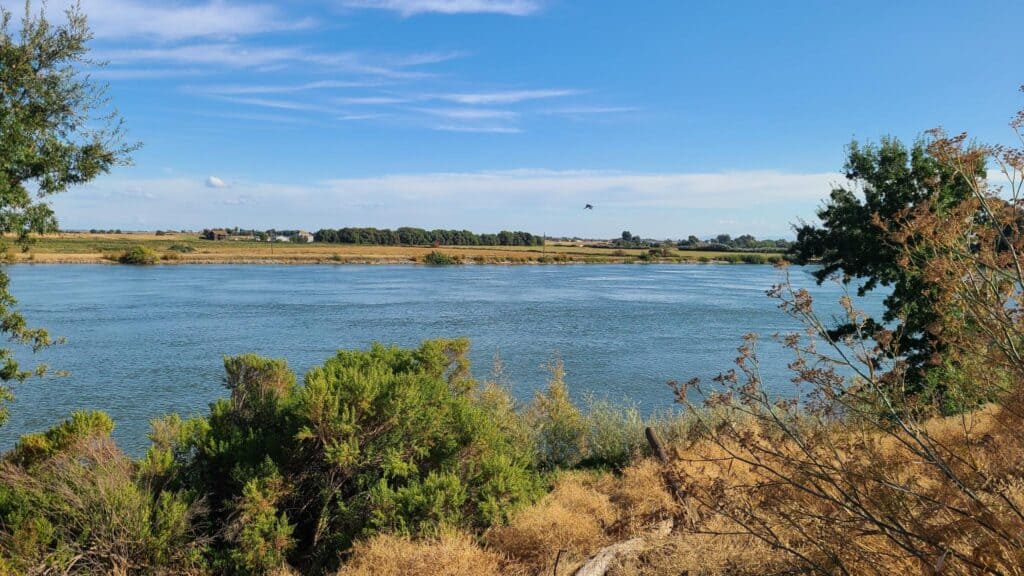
left=340, top=0, right=542, bottom=16
left=436, top=89, right=578, bottom=104
left=72, top=0, right=313, bottom=40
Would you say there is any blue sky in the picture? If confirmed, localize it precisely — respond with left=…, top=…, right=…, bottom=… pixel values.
left=30, top=0, right=1024, bottom=237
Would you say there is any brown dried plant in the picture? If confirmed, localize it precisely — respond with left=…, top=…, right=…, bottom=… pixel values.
left=665, top=95, right=1024, bottom=575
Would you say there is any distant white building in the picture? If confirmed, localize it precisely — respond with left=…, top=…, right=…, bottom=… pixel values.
left=295, top=231, right=315, bottom=243
left=274, top=235, right=291, bottom=242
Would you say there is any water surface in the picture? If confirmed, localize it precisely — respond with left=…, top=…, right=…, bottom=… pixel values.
left=1, top=264, right=883, bottom=454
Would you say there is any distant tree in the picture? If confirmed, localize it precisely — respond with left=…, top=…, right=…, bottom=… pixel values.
left=715, top=233, right=732, bottom=244
left=0, top=3, right=136, bottom=423
left=621, top=231, right=633, bottom=242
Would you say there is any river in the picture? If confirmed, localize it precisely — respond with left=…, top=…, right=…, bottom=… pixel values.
left=1, top=264, right=884, bottom=454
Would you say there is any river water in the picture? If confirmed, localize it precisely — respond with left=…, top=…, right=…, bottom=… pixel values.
left=0, top=264, right=884, bottom=454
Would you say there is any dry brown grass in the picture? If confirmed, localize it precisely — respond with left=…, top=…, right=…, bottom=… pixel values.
left=335, top=399, right=1024, bottom=575
left=487, top=472, right=616, bottom=573
left=9, top=233, right=779, bottom=265
left=336, top=531, right=506, bottom=576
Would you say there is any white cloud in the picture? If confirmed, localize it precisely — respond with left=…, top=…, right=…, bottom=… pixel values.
left=336, top=96, right=409, bottom=105
left=214, top=96, right=330, bottom=112
left=192, top=80, right=383, bottom=95
left=88, top=67, right=208, bottom=80
left=418, top=108, right=517, bottom=120
left=205, top=176, right=229, bottom=188
left=433, top=124, right=522, bottom=133
left=70, top=0, right=313, bottom=40
left=541, top=106, right=638, bottom=116
left=339, top=113, right=390, bottom=121
left=102, top=44, right=460, bottom=78
left=53, top=169, right=839, bottom=235
left=340, top=0, right=542, bottom=16
left=314, top=170, right=841, bottom=209
left=436, top=89, right=578, bottom=105
left=99, top=44, right=306, bottom=69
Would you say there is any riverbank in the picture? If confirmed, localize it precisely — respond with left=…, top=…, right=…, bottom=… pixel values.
left=10, top=233, right=784, bottom=265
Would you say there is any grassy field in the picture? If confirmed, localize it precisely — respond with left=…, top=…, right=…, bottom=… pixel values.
left=7, top=233, right=785, bottom=264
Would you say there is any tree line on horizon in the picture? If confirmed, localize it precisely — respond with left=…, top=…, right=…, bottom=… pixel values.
left=313, top=227, right=544, bottom=247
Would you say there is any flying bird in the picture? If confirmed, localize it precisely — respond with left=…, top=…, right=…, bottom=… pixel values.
left=584, top=204, right=594, bottom=210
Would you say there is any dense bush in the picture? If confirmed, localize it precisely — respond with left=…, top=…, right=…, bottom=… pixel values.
left=151, top=340, right=541, bottom=574
left=118, top=245, right=159, bottom=264
left=423, top=251, right=461, bottom=265
left=0, top=412, right=205, bottom=574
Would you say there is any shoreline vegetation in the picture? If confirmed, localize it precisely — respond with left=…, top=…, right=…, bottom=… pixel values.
left=10, top=233, right=786, bottom=265
left=6, top=5, right=1024, bottom=575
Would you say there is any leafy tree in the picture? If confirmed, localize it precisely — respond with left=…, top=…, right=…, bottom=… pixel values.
left=0, top=3, right=136, bottom=422
left=791, top=138, right=980, bottom=394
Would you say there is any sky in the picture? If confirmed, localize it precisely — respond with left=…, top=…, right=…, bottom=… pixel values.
left=18, top=0, right=1024, bottom=238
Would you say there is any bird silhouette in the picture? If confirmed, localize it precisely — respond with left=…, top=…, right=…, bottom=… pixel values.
left=584, top=204, right=594, bottom=210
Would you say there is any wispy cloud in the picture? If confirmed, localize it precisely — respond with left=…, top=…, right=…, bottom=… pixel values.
left=340, top=0, right=542, bottom=17
left=433, top=124, right=522, bottom=133
left=541, top=106, right=638, bottom=116
left=418, top=107, right=517, bottom=120
left=192, top=80, right=382, bottom=95
left=436, top=89, right=578, bottom=104
left=88, top=67, right=208, bottom=80
left=99, top=44, right=305, bottom=69
left=71, top=0, right=313, bottom=40
left=335, top=96, right=409, bottom=105
left=214, top=96, right=330, bottom=112
left=339, top=113, right=391, bottom=121
left=101, top=44, right=461, bottom=78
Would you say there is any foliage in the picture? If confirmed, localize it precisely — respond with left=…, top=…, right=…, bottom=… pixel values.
left=160, top=340, right=540, bottom=574
left=790, top=137, right=982, bottom=396
left=119, top=245, right=160, bottom=264
left=423, top=250, right=461, bottom=265
left=526, top=358, right=587, bottom=470
left=663, top=105, right=1024, bottom=575
left=315, top=227, right=543, bottom=247
left=579, top=397, right=647, bottom=469
left=0, top=2, right=136, bottom=423
left=0, top=412, right=205, bottom=574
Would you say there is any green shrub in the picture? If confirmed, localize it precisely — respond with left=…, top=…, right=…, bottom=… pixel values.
left=168, top=243, right=196, bottom=253
left=118, top=245, right=159, bottom=265
left=166, top=340, right=540, bottom=574
left=580, top=398, right=647, bottom=470
left=6, top=410, right=115, bottom=468
left=423, top=250, right=461, bottom=265
left=0, top=413, right=205, bottom=574
left=526, top=359, right=586, bottom=470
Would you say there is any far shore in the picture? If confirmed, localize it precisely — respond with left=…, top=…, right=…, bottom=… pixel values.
left=7, top=233, right=786, bottom=266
